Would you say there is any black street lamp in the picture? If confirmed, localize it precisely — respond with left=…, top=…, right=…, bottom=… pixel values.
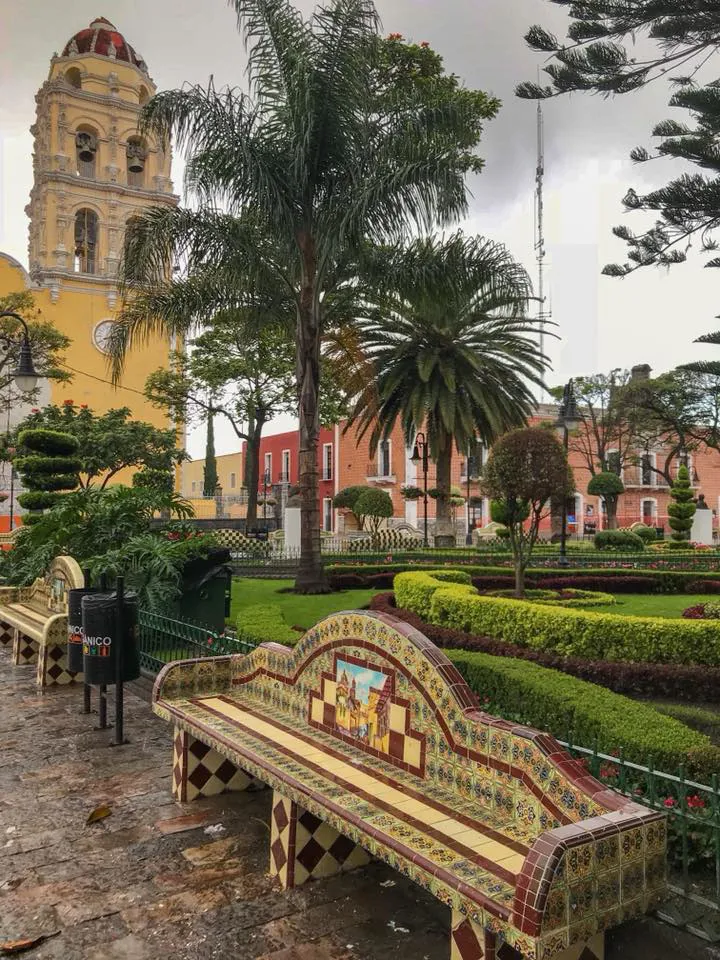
left=0, top=312, right=41, bottom=530
left=263, top=469, right=271, bottom=529
left=556, top=379, right=580, bottom=567
left=0, top=312, right=40, bottom=393
left=465, top=446, right=476, bottom=546
left=410, top=433, right=429, bottom=548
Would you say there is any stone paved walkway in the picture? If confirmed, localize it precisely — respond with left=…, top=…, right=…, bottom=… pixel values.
left=0, top=648, right=716, bottom=960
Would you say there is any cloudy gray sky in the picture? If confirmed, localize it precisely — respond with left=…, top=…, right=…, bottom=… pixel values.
left=1, top=0, right=716, bottom=456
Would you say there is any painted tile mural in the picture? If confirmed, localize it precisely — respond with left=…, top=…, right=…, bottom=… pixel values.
left=335, top=657, right=391, bottom=749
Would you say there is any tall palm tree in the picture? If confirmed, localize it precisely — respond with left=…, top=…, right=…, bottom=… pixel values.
left=113, top=0, right=491, bottom=592
left=338, top=233, right=548, bottom=543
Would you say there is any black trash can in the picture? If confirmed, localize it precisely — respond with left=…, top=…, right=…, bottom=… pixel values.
left=81, top=591, right=140, bottom=685
left=67, top=588, right=100, bottom=674
left=176, top=547, right=233, bottom=632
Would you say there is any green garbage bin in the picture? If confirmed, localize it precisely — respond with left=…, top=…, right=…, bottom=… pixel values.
left=176, top=547, right=232, bottom=632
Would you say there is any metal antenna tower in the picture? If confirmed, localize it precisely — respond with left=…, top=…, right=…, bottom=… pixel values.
left=534, top=100, right=551, bottom=398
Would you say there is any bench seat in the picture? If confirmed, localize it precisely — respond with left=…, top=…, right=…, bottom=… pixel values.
left=163, top=691, right=527, bottom=915
left=154, top=611, right=667, bottom=960
left=0, top=556, right=85, bottom=687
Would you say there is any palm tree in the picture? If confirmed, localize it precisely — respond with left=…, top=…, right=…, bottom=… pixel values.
left=113, top=0, right=492, bottom=592
left=337, top=233, right=548, bottom=543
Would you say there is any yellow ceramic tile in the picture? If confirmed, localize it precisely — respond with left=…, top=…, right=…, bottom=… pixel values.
left=324, top=680, right=337, bottom=706
left=392, top=798, right=428, bottom=816
left=310, top=699, right=325, bottom=724
left=433, top=818, right=472, bottom=838
left=389, top=703, right=406, bottom=734
left=403, top=738, right=421, bottom=769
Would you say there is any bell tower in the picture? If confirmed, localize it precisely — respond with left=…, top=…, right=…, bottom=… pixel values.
left=26, top=17, right=176, bottom=309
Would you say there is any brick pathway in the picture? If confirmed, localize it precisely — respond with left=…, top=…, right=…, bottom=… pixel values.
left=1, top=648, right=716, bottom=960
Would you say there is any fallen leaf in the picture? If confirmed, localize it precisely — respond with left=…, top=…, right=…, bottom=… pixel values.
left=1, top=932, right=59, bottom=954
left=86, top=803, right=112, bottom=825
left=0, top=878, right=23, bottom=892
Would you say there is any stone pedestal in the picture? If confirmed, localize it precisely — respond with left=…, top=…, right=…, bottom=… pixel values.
left=284, top=506, right=302, bottom=552
left=691, top=509, right=713, bottom=545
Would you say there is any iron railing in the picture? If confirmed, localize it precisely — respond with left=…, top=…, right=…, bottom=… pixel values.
left=561, top=734, right=720, bottom=914
left=138, top=610, right=256, bottom=674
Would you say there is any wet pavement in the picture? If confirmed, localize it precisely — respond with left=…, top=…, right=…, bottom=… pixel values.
left=1, top=648, right=717, bottom=960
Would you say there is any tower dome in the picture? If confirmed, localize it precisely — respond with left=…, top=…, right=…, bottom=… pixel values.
left=61, top=17, right=148, bottom=74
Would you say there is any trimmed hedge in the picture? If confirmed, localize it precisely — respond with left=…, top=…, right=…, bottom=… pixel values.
left=326, top=562, right=720, bottom=594
left=369, top=592, right=720, bottom=703
left=236, top=604, right=298, bottom=646
left=595, top=529, right=645, bottom=551
left=395, top=571, right=720, bottom=665
left=446, top=649, right=717, bottom=779
left=486, top=588, right=616, bottom=608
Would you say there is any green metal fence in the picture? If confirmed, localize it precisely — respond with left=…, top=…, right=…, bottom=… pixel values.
left=138, top=609, right=257, bottom=675
left=561, top=733, right=720, bottom=919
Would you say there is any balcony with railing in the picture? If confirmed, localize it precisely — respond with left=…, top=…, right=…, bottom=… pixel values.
left=366, top=460, right=395, bottom=483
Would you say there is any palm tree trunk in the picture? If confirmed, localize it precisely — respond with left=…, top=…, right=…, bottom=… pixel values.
left=244, top=415, right=265, bottom=532
left=295, top=234, right=329, bottom=594
left=434, top=433, right=456, bottom=547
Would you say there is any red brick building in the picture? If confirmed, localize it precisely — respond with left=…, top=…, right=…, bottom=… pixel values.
left=237, top=405, right=720, bottom=538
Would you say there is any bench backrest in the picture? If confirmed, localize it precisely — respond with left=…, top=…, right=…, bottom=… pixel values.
left=223, top=610, right=631, bottom=844
left=41, top=555, right=85, bottom=614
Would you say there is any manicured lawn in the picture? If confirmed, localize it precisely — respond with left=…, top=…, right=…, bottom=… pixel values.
left=230, top=578, right=381, bottom=630
left=576, top=593, right=710, bottom=618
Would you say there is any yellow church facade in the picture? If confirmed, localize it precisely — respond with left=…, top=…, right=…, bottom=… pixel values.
left=0, top=17, right=177, bottom=434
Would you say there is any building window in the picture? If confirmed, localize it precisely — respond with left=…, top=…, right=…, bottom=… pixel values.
left=640, top=453, right=654, bottom=486
left=281, top=449, right=290, bottom=483
left=264, top=452, right=272, bottom=482
left=378, top=440, right=392, bottom=477
left=126, top=136, right=147, bottom=187
left=66, top=67, right=82, bottom=89
left=642, top=499, right=656, bottom=524
left=75, top=127, right=98, bottom=178
left=322, top=443, right=333, bottom=481
left=74, top=208, right=98, bottom=274
left=323, top=498, right=333, bottom=532
left=230, top=472, right=236, bottom=489
left=606, top=449, right=622, bottom=479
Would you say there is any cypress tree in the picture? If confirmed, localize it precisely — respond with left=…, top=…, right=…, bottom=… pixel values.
left=202, top=411, right=218, bottom=497
left=668, top=464, right=697, bottom=546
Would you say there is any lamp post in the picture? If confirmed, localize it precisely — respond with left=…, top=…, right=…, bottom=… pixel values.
left=556, top=379, right=580, bottom=567
left=410, top=433, right=429, bottom=548
left=465, top=446, right=475, bottom=546
left=263, top=469, right=270, bottom=530
left=0, top=312, right=41, bottom=530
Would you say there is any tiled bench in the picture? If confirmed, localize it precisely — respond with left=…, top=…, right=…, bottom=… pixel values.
left=153, top=611, right=667, bottom=960
left=0, top=555, right=85, bottom=688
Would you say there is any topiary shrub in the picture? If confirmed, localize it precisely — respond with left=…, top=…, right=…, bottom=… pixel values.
left=594, top=529, right=645, bottom=552
left=629, top=523, right=657, bottom=544
left=587, top=471, right=624, bottom=529
left=669, top=465, right=696, bottom=544
left=15, top=427, right=80, bottom=522
left=353, top=488, right=394, bottom=541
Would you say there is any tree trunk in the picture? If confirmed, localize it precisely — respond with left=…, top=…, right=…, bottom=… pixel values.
left=514, top=560, right=525, bottom=599
left=607, top=497, right=618, bottom=530
left=244, top=416, right=265, bottom=532
left=434, top=434, right=456, bottom=546
left=294, top=234, right=329, bottom=593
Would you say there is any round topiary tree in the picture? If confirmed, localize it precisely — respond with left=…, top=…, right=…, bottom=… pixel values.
left=333, top=485, right=374, bottom=531
left=668, top=464, right=696, bottom=546
left=587, top=471, right=624, bottom=530
left=353, top=488, right=394, bottom=544
left=15, top=428, right=81, bottom=524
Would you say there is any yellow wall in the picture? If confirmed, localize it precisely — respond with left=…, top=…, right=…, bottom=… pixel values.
left=182, top=452, right=244, bottom=497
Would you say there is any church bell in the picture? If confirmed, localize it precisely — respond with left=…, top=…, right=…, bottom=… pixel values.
left=76, top=131, right=97, bottom=163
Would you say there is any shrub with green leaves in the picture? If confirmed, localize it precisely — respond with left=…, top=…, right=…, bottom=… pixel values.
left=447, top=649, right=716, bottom=778
left=669, top=465, right=696, bottom=543
left=594, top=529, right=645, bottom=551
left=396, top=570, right=720, bottom=666
left=629, top=523, right=657, bottom=543
left=236, top=604, right=298, bottom=646
left=15, top=427, right=81, bottom=519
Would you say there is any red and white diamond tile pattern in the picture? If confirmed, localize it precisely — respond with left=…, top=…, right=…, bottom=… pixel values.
left=269, top=789, right=370, bottom=890
left=12, top=631, right=38, bottom=666
left=551, top=936, right=604, bottom=960
left=172, top=728, right=252, bottom=802
left=451, top=913, right=495, bottom=960
left=0, top=620, right=12, bottom=647
left=35, top=619, right=81, bottom=688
